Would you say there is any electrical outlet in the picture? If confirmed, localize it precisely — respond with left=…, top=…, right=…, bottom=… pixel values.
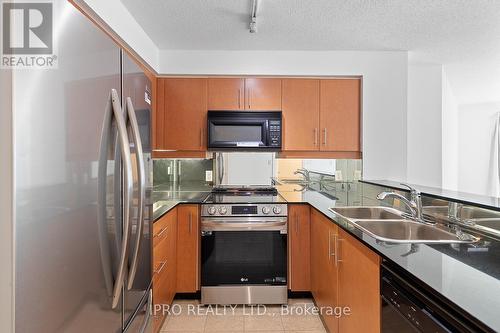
left=167, top=166, right=171, bottom=175
left=205, top=170, right=213, bottom=182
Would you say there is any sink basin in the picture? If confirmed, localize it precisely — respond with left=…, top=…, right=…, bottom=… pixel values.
left=330, top=206, right=480, bottom=244
left=330, top=206, right=404, bottom=220
left=351, top=219, right=479, bottom=244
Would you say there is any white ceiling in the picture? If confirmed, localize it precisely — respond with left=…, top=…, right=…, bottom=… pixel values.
left=120, top=0, right=500, bottom=64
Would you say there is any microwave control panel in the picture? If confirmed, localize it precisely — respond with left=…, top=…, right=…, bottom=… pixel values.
left=268, top=120, right=282, bottom=147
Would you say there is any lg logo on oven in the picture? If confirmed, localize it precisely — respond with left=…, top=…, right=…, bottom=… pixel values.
left=1, top=1, right=57, bottom=68
left=240, top=277, right=249, bottom=282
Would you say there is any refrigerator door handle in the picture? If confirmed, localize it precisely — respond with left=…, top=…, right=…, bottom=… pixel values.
left=125, top=97, right=146, bottom=290
left=111, top=88, right=134, bottom=309
left=97, top=91, right=116, bottom=298
left=139, top=288, right=153, bottom=333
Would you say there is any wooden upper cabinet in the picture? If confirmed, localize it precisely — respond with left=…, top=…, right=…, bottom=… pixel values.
left=176, top=205, right=200, bottom=293
left=282, top=79, right=320, bottom=151
left=320, top=79, right=361, bottom=152
left=244, top=78, right=282, bottom=110
left=160, top=78, right=207, bottom=151
left=208, top=78, right=244, bottom=110
left=338, top=229, right=380, bottom=333
left=288, top=204, right=311, bottom=291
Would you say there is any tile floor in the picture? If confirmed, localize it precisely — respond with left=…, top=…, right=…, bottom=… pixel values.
left=160, top=299, right=327, bottom=333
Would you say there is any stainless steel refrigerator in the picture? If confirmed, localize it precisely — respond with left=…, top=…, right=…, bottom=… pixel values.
left=14, top=2, right=152, bottom=332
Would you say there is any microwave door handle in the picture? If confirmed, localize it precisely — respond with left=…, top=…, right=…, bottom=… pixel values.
left=125, top=97, right=146, bottom=290
left=221, top=153, right=225, bottom=184
left=97, top=92, right=115, bottom=297
left=110, top=89, right=134, bottom=309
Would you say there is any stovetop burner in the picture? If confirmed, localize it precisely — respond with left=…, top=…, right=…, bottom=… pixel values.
left=211, top=186, right=278, bottom=196
left=204, top=186, right=281, bottom=204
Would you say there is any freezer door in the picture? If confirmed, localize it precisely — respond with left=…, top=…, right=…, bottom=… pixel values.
left=14, top=2, right=123, bottom=332
left=122, top=50, right=153, bottom=328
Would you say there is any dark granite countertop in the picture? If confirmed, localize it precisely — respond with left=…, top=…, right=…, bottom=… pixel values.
left=362, top=179, right=500, bottom=212
left=152, top=181, right=500, bottom=331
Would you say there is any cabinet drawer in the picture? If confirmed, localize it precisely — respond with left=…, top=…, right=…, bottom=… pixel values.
left=153, top=208, right=177, bottom=248
left=153, top=236, right=169, bottom=284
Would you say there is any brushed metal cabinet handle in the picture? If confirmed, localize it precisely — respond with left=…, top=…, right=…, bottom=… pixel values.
left=154, top=227, right=167, bottom=238
left=295, top=213, right=299, bottom=234
left=323, top=128, right=327, bottom=145
left=238, top=88, right=241, bottom=109
left=154, top=261, right=167, bottom=274
left=328, top=231, right=332, bottom=259
left=247, top=88, right=251, bottom=109
left=314, top=128, right=318, bottom=146
left=199, top=128, right=203, bottom=148
left=189, top=211, right=192, bottom=234
left=335, top=236, right=343, bottom=266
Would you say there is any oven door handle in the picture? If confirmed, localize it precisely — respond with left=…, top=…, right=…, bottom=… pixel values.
left=201, top=220, right=287, bottom=232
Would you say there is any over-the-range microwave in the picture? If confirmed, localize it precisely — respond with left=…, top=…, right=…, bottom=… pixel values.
left=207, top=111, right=282, bottom=150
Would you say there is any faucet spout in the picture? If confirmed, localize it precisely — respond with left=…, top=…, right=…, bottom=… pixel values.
left=294, top=168, right=310, bottom=182
left=377, top=192, right=417, bottom=217
left=377, top=184, right=428, bottom=223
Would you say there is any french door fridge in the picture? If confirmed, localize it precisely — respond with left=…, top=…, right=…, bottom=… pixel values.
left=13, top=2, right=152, bottom=332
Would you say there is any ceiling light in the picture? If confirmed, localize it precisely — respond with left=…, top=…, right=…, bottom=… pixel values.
left=249, top=0, right=258, bottom=33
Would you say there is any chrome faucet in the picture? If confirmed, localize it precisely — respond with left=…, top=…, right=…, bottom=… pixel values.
left=377, top=183, right=425, bottom=223
left=294, top=168, right=311, bottom=182
left=448, top=202, right=463, bottom=221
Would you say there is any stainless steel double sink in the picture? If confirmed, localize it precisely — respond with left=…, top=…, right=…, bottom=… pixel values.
left=329, top=207, right=479, bottom=244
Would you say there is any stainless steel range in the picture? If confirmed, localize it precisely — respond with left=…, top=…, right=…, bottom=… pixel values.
left=200, top=187, right=288, bottom=305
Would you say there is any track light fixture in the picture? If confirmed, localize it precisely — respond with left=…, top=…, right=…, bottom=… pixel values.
left=249, top=0, right=259, bottom=33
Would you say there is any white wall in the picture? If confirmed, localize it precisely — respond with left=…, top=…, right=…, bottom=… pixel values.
left=407, top=64, right=443, bottom=187
left=458, top=103, right=500, bottom=196
left=0, top=69, right=14, bottom=333
left=441, top=71, right=459, bottom=190
left=159, top=50, right=409, bottom=181
left=77, top=0, right=160, bottom=72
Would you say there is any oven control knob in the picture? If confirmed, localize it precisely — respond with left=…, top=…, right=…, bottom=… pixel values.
left=219, top=206, right=228, bottom=215
left=273, top=206, right=282, bottom=215
left=207, top=206, right=217, bottom=215
left=262, top=206, right=270, bottom=214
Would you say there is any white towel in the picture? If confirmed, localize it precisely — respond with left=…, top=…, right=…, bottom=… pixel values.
left=490, top=113, right=500, bottom=197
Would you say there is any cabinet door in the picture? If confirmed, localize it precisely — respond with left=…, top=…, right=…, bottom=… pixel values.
left=282, top=79, right=320, bottom=151
left=319, top=79, right=361, bottom=151
left=338, top=229, right=380, bottom=333
left=176, top=205, right=200, bottom=292
left=244, top=78, right=282, bottom=110
left=310, top=209, right=339, bottom=333
left=208, top=78, right=244, bottom=110
left=160, top=78, right=207, bottom=151
left=152, top=208, right=177, bottom=332
left=288, top=205, right=311, bottom=291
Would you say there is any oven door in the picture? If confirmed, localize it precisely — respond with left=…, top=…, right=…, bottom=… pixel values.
left=201, top=217, right=287, bottom=286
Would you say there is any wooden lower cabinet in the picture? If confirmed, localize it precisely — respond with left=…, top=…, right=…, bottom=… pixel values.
left=337, top=229, right=380, bottom=333
left=152, top=208, right=177, bottom=333
left=311, top=209, right=339, bottom=333
left=176, top=205, right=200, bottom=292
left=288, top=204, right=311, bottom=291
left=310, top=208, right=380, bottom=333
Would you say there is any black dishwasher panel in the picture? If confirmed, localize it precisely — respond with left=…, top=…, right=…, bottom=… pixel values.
left=381, top=263, right=493, bottom=333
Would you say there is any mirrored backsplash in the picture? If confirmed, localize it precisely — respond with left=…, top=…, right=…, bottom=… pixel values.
left=153, top=159, right=213, bottom=185
left=153, top=154, right=362, bottom=187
